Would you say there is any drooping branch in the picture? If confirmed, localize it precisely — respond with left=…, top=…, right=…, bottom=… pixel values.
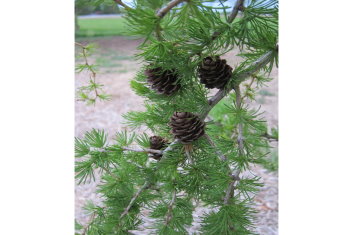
left=223, top=169, right=241, bottom=204
left=205, top=134, right=241, bottom=204
left=75, top=42, right=100, bottom=103
left=120, top=181, right=151, bottom=219
left=117, top=140, right=180, bottom=219
left=222, top=85, right=245, bottom=205
left=165, top=190, right=177, bottom=225
left=156, top=0, right=186, bottom=18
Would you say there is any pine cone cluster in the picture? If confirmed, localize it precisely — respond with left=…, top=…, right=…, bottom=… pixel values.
left=145, top=67, right=181, bottom=95
left=149, top=136, right=168, bottom=160
left=198, top=56, right=233, bottom=89
left=169, top=112, right=205, bottom=144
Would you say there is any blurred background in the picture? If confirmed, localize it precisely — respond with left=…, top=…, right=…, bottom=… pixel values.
left=75, top=1, right=278, bottom=234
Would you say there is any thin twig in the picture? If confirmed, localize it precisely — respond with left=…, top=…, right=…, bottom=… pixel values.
left=122, top=147, right=163, bottom=155
left=241, top=75, right=256, bottom=103
left=75, top=42, right=86, bottom=48
left=204, top=134, right=227, bottom=161
left=236, top=50, right=274, bottom=81
left=222, top=85, right=245, bottom=205
left=223, top=169, right=241, bottom=204
left=211, top=0, right=245, bottom=40
left=117, top=140, right=180, bottom=219
left=235, top=85, right=245, bottom=155
left=162, top=139, right=181, bottom=154
left=89, top=146, right=162, bottom=155
left=262, top=133, right=278, bottom=142
left=227, top=0, right=245, bottom=23
left=165, top=190, right=177, bottom=225
left=75, top=42, right=102, bottom=102
left=205, top=134, right=241, bottom=203
left=120, top=181, right=151, bottom=219
left=81, top=211, right=97, bottom=235
left=101, top=166, right=120, bottom=181
left=114, top=0, right=132, bottom=10
left=156, top=0, right=185, bottom=18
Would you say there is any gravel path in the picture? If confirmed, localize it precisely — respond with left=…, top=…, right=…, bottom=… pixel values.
left=75, top=37, right=278, bottom=234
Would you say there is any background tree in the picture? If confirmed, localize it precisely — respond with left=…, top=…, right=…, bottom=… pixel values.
left=75, top=0, right=278, bottom=234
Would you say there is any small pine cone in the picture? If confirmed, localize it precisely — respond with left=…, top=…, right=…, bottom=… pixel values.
left=145, top=67, right=181, bottom=95
left=198, top=56, right=233, bottom=89
left=149, top=136, right=168, bottom=160
left=169, top=112, right=205, bottom=144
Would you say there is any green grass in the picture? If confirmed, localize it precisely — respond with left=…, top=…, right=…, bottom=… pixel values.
left=76, top=17, right=129, bottom=37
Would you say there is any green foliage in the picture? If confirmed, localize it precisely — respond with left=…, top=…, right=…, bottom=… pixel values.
left=75, top=0, right=278, bottom=234
left=150, top=197, right=194, bottom=234
left=201, top=201, right=257, bottom=235
left=75, top=42, right=111, bottom=105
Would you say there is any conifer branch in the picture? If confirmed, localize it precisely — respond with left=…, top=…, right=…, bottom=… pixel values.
left=120, top=181, right=151, bottom=219
left=235, top=85, right=245, bottom=155
left=165, top=190, right=177, bottom=225
left=204, top=134, right=227, bottom=161
left=200, top=89, right=228, bottom=120
left=118, top=141, right=180, bottom=220
left=81, top=211, right=97, bottom=235
left=122, top=147, right=163, bottom=154
left=227, top=0, right=245, bottom=23
left=75, top=42, right=111, bottom=104
left=237, top=50, right=274, bottom=82
left=211, top=0, right=244, bottom=40
left=155, top=23, right=163, bottom=41
left=200, top=50, right=274, bottom=120
left=205, top=134, right=241, bottom=203
left=156, top=0, right=186, bottom=18
left=75, top=42, right=98, bottom=100
left=162, top=139, right=181, bottom=154
left=222, top=85, right=245, bottom=205
left=89, top=146, right=163, bottom=155
left=101, top=166, right=120, bottom=181
left=114, top=0, right=132, bottom=10
left=223, top=169, right=241, bottom=204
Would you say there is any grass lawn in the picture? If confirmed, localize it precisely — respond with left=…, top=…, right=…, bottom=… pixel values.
left=76, top=17, right=129, bottom=38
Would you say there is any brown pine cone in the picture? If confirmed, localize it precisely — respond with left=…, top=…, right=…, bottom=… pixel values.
left=145, top=67, right=181, bottom=95
left=198, top=56, right=233, bottom=89
left=149, top=136, right=168, bottom=160
left=169, top=112, right=205, bottom=144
